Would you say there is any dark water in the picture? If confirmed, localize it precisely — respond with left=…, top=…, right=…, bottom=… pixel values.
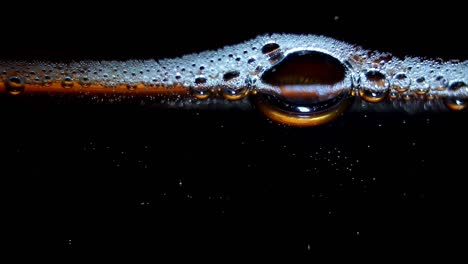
left=1, top=2, right=466, bottom=258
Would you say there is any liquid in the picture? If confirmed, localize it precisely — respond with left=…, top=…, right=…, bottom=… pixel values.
left=1, top=34, right=467, bottom=126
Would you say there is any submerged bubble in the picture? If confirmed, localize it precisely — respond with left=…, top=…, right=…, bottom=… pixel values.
left=5, top=76, right=25, bottom=95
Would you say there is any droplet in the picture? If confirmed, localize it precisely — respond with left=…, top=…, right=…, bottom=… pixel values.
left=223, top=71, right=240, bottom=82
left=5, top=76, right=25, bottom=95
left=391, top=73, right=410, bottom=92
left=61, top=76, right=74, bottom=89
left=247, top=58, right=256, bottom=64
left=413, top=77, right=429, bottom=95
left=432, top=76, right=448, bottom=91
left=358, top=70, right=389, bottom=103
left=221, top=86, right=249, bottom=100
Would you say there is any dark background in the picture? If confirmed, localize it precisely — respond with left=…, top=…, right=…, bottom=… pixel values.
left=1, top=1, right=466, bottom=259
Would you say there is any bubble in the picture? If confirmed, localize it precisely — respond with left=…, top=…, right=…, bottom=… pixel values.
left=445, top=98, right=467, bottom=111
left=61, top=76, right=74, bottom=89
left=445, top=82, right=467, bottom=111
left=448, top=81, right=466, bottom=91
left=190, top=86, right=211, bottom=100
left=432, top=76, right=448, bottom=91
left=5, top=76, right=25, bottom=95
left=223, top=71, right=240, bottom=82
left=79, top=76, right=91, bottom=87
left=413, top=77, right=429, bottom=95
left=391, top=73, right=410, bottom=92
left=255, top=49, right=352, bottom=127
left=358, top=70, right=389, bottom=103
left=194, top=76, right=207, bottom=84
left=261, top=42, right=280, bottom=54
left=43, top=75, right=52, bottom=86
left=127, top=83, right=145, bottom=91
left=127, top=84, right=138, bottom=91
left=261, top=50, right=347, bottom=86
left=261, top=42, right=283, bottom=62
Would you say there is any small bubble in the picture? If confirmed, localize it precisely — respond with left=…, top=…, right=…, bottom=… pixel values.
left=223, top=71, right=240, bottom=81
left=79, top=76, right=90, bottom=87
left=261, top=42, right=280, bottom=54
left=194, top=75, right=207, bottom=84
left=402, top=92, right=413, bottom=101
left=43, top=75, right=52, bottom=86
left=391, top=73, right=410, bottom=92
left=413, top=77, right=429, bottom=95
left=433, top=76, right=448, bottom=91
left=127, top=84, right=138, bottom=91
left=359, top=70, right=389, bottom=103
left=448, top=81, right=466, bottom=91
left=61, top=76, right=74, bottom=89
left=5, top=76, right=25, bottom=95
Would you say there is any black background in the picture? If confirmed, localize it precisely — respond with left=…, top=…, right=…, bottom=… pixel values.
left=1, top=1, right=466, bottom=259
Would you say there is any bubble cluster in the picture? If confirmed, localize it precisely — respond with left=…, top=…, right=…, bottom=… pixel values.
left=0, top=34, right=466, bottom=124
